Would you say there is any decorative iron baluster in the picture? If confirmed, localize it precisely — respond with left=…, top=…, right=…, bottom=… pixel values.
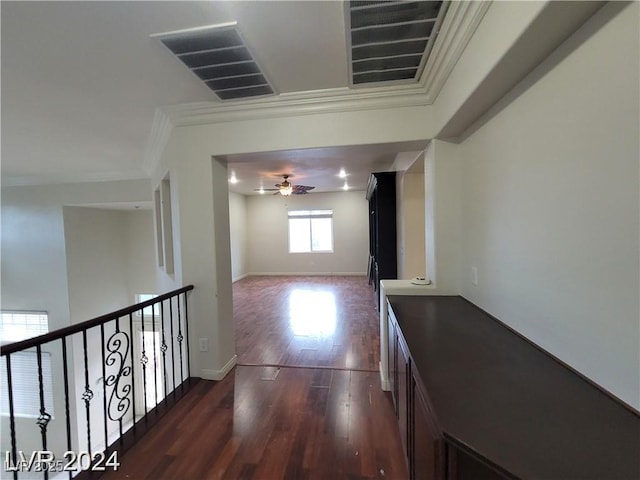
left=5, top=354, right=18, bottom=480
left=105, top=329, right=132, bottom=423
left=82, top=330, right=94, bottom=455
left=140, top=306, right=148, bottom=418
left=169, top=299, right=176, bottom=395
left=61, top=337, right=73, bottom=480
left=36, top=345, right=52, bottom=454
left=115, top=317, right=124, bottom=442
left=128, top=313, right=137, bottom=433
left=36, top=345, right=52, bottom=480
left=101, top=323, right=109, bottom=450
left=177, top=296, right=184, bottom=391
left=160, top=301, right=168, bottom=404
left=151, top=302, right=158, bottom=413
left=183, top=292, right=191, bottom=379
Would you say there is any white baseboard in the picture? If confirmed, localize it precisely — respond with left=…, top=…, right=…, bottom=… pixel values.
left=232, top=273, right=249, bottom=282
left=247, top=272, right=366, bottom=276
left=201, top=354, right=237, bottom=381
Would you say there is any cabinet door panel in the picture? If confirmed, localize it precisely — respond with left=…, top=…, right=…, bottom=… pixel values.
left=397, top=334, right=410, bottom=456
left=447, top=447, right=511, bottom=480
left=388, top=316, right=397, bottom=412
left=413, top=377, right=443, bottom=480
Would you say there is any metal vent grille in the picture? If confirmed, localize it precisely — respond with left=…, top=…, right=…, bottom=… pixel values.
left=347, top=1, right=448, bottom=86
left=154, top=23, right=274, bottom=101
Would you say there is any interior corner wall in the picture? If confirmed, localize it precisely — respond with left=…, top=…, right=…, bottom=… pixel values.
left=228, top=191, right=249, bottom=281
left=246, top=190, right=369, bottom=275
left=63, top=207, right=131, bottom=322
left=156, top=130, right=237, bottom=379
left=123, top=209, right=157, bottom=297
left=397, top=166, right=426, bottom=280
left=424, top=140, right=461, bottom=293
left=456, top=2, right=639, bottom=409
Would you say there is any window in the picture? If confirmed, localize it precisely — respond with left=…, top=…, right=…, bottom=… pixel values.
left=155, top=176, right=174, bottom=274
left=0, top=311, right=54, bottom=418
left=135, top=294, right=160, bottom=317
left=288, top=210, right=333, bottom=253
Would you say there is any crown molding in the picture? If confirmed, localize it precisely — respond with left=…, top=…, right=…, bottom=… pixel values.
left=142, top=1, right=491, bottom=173
left=422, top=0, right=492, bottom=103
left=163, top=84, right=430, bottom=128
left=142, top=108, right=174, bottom=175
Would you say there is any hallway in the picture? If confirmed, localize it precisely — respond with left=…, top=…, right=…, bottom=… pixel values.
left=104, top=276, right=407, bottom=479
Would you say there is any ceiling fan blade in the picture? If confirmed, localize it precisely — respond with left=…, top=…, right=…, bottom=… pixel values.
left=292, top=185, right=315, bottom=193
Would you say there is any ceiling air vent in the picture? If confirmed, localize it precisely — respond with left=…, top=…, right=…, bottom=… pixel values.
left=154, top=23, right=275, bottom=101
left=347, top=1, right=449, bottom=86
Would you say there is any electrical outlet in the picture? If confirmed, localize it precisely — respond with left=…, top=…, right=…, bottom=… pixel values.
left=199, top=338, right=208, bottom=352
left=471, top=267, right=478, bottom=286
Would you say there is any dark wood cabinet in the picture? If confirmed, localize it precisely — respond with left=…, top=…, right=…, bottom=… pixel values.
left=386, top=295, right=640, bottom=480
left=389, top=307, right=443, bottom=480
left=412, top=375, right=443, bottom=480
left=397, top=331, right=410, bottom=456
left=367, top=172, right=397, bottom=300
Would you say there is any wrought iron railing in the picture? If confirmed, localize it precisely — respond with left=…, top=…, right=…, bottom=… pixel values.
left=1, top=285, right=194, bottom=479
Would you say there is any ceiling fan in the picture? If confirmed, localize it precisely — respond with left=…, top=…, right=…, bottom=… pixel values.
left=255, top=175, right=315, bottom=196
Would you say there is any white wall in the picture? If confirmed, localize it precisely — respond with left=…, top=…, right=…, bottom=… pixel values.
left=0, top=179, right=152, bottom=459
left=125, top=209, right=157, bottom=298
left=149, top=1, right=638, bottom=409
left=246, top=190, right=369, bottom=275
left=456, top=2, right=639, bottom=409
left=228, top=191, right=249, bottom=281
left=1, top=180, right=152, bottom=324
left=63, top=207, right=131, bottom=321
left=397, top=161, right=426, bottom=280
left=424, top=140, right=462, bottom=293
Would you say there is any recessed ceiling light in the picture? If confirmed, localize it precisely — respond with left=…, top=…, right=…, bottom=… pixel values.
left=338, top=168, right=347, bottom=178
left=343, top=182, right=350, bottom=191
left=229, top=172, right=238, bottom=184
left=259, top=187, right=265, bottom=194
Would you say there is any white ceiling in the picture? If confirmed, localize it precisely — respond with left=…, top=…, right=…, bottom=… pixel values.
left=2, top=1, right=610, bottom=194
left=1, top=1, right=428, bottom=192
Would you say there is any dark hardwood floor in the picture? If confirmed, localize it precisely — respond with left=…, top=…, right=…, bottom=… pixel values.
left=103, top=276, right=407, bottom=479
left=234, top=276, right=380, bottom=371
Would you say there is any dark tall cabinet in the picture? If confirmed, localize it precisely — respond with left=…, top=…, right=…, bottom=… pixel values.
left=366, top=172, right=397, bottom=299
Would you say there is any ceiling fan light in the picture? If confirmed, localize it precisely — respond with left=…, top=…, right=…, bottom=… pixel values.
left=280, top=184, right=293, bottom=196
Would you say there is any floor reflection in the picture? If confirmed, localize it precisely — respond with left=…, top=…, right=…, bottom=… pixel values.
left=288, top=289, right=337, bottom=336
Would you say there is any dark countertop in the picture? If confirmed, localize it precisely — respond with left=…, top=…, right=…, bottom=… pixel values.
left=387, top=295, right=640, bottom=480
